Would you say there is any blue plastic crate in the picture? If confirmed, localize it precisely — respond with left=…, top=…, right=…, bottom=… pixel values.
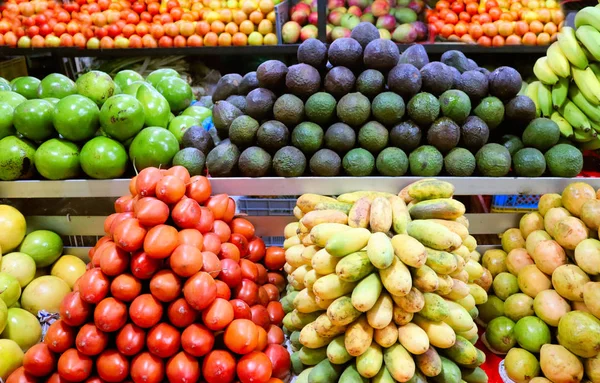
left=237, top=197, right=297, bottom=216
left=263, top=236, right=285, bottom=247
left=491, top=195, right=541, bottom=213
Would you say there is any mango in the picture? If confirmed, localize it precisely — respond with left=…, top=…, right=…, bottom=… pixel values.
left=407, top=220, right=462, bottom=251
left=285, top=222, right=300, bottom=238
left=413, top=314, right=456, bottom=349
left=415, top=346, right=442, bottom=377
left=552, top=264, right=590, bottom=302
left=540, top=344, right=583, bottom=383
left=581, top=199, right=600, bottom=231
left=398, top=322, right=430, bottom=355
left=357, top=343, right=384, bottom=378
left=384, top=343, right=416, bottom=383
left=313, top=274, right=357, bottom=300
left=296, top=367, right=313, bottom=383
left=339, top=364, right=368, bottom=383
left=520, top=212, right=544, bottom=239
left=345, top=315, right=374, bottom=357
left=373, top=367, right=396, bottom=383
left=294, top=288, right=322, bottom=313
left=501, top=228, right=526, bottom=253
left=445, top=335, right=479, bottom=366
left=468, top=283, right=488, bottom=305
left=554, top=217, right=589, bottom=250
left=286, top=244, right=306, bottom=268
left=379, top=256, right=412, bottom=297
left=311, top=249, right=340, bottom=275
left=420, top=292, right=450, bottom=321
left=533, top=239, right=567, bottom=275
left=366, top=292, right=394, bottom=329
left=370, top=197, right=393, bottom=233
left=315, top=295, right=334, bottom=310
left=298, top=194, right=351, bottom=213
left=308, top=358, right=343, bottom=383
left=461, top=367, right=488, bottom=383
left=562, top=181, right=596, bottom=216
left=392, top=287, right=425, bottom=313
left=336, top=251, right=374, bottom=282
left=348, top=197, right=371, bottom=229
left=409, top=198, right=466, bottom=220
left=393, top=305, right=414, bottom=326
left=313, top=313, right=347, bottom=338
left=463, top=235, right=477, bottom=252
left=326, top=228, right=371, bottom=257
left=338, top=191, right=396, bottom=204
left=291, top=265, right=310, bottom=289
left=299, top=346, right=328, bottom=365
left=538, top=193, right=563, bottom=216
left=390, top=195, right=411, bottom=235
left=557, top=311, right=600, bottom=358
left=437, top=274, right=454, bottom=295
left=327, top=296, right=362, bottom=326
left=326, top=335, right=353, bottom=364
left=301, top=209, right=348, bottom=231
left=426, top=248, right=459, bottom=275
left=412, top=265, right=439, bottom=293
left=431, top=357, right=461, bottom=383
left=517, top=264, right=551, bottom=298
left=544, top=207, right=571, bottom=238
left=352, top=273, right=383, bottom=312
left=291, top=311, right=322, bottom=329
left=367, top=232, right=394, bottom=269
left=407, top=179, right=455, bottom=201
left=302, top=245, right=319, bottom=263
left=481, top=249, right=508, bottom=278
left=315, top=201, right=352, bottom=214
left=428, top=219, right=469, bottom=241
left=506, top=248, right=534, bottom=276
left=374, top=322, right=398, bottom=348
left=444, top=300, right=475, bottom=332
left=584, top=353, right=600, bottom=383
left=300, top=322, right=334, bottom=349
left=391, top=234, right=427, bottom=268
left=505, top=348, right=540, bottom=383
left=294, top=206, right=305, bottom=220
left=304, top=269, right=320, bottom=291
left=575, top=238, right=600, bottom=275
left=583, top=282, right=600, bottom=319
left=310, top=223, right=352, bottom=247
left=533, top=290, right=570, bottom=326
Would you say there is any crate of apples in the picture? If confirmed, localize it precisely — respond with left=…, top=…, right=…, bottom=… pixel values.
left=426, top=0, right=564, bottom=46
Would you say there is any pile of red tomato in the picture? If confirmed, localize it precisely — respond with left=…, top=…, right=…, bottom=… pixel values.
left=6, top=166, right=291, bottom=383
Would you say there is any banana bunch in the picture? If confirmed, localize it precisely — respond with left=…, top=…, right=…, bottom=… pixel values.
left=280, top=179, right=491, bottom=383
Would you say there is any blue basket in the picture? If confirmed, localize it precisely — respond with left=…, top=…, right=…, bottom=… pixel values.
left=237, top=197, right=297, bottom=216
left=491, top=195, right=541, bottom=212
left=263, top=236, right=286, bottom=247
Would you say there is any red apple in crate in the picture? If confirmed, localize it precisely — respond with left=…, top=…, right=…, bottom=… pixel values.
left=291, top=9, right=308, bottom=24
left=308, top=11, right=318, bottom=25
left=331, top=26, right=351, bottom=39
left=348, top=5, right=363, bottom=17
left=376, top=14, right=396, bottom=31
left=327, top=0, right=346, bottom=10
left=300, top=24, right=318, bottom=40
left=328, top=9, right=344, bottom=25
left=372, top=0, right=391, bottom=16
left=281, top=21, right=301, bottom=43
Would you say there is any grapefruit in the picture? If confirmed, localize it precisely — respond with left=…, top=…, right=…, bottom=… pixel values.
left=0, top=91, right=26, bottom=108
left=129, top=127, right=179, bottom=170
left=146, top=68, right=179, bottom=87
left=19, top=230, right=63, bottom=268
left=75, top=70, right=116, bottom=106
left=51, top=255, right=87, bottom=289
left=80, top=136, right=129, bottom=179
left=21, top=275, right=71, bottom=315
left=13, top=99, right=55, bottom=141
left=114, top=70, right=144, bottom=90
left=0, top=339, right=24, bottom=380
left=11, top=77, right=40, bottom=100
left=0, top=252, right=36, bottom=288
left=0, top=272, right=21, bottom=307
left=34, top=138, right=81, bottom=180
left=53, top=94, right=100, bottom=142
left=99, top=94, right=145, bottom=141
left=0, top=308, right=42, bottom=351
left=156, top=76, right=194, bottom=112
left=37, top=73, right=77, bottom=99
left=0, top=205, right=26, bottom=252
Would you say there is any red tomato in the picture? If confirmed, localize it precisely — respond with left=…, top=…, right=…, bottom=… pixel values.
left=266, top=301, right=285, bottom=327
left=202, top=232, right=221, bottom=254
left=144, top=225, right=179, bottom=259
left=267, top=325, right=284, bottom=345
left=263, top=344, right=290, bottom=379
left=237, top=351, right=272, bottom=383
left=96, top=349, right=129, bottom=383
left=110, top=274, right=142, bottom=302
left=46, top=373, right=69, bottom=383
left=156, top=175, right=186, bottom=204
left=130, top=251, right=163, bottom=280
left=230, top=233, right=249, bottom=257
left=167, top=298, right=198, bottom=328
left=255, top=326, right=268, bottom=351
left=60, top=291, right=92, bottom=327
left=262, top=284, right=279, bottom=302
left=134, top=197, right=170, bottom=227
left=23, top=343, right=56, bottom=377
left=6, top=367, right=38, bottom=383
left=201, top=298, right=234, bottom=331
left=215, top=280, right=231, bottom=300
left=149, top=270, right=182, bottom=303
left=129, top=294, right=164, bottom=329
left=166, top=166, right=191, bottom=183
left=170, top=244, right=203, bottom=278
left=250, top=305, right=270, bottom=330
left=256, top=263, right=268, bottom=285
left=114, top=195, right=135, bottom=213
left=136, top=167, right=163, bottom=197
left=146, top=323, right=181, bottom=358
left=247, top=237, right=266, bottom=262
left=181, top=324, right=214, bottom=357
left=220, top=243, right=240, bottom=262
left=239, top=259, right=258, bottom=282
left=166, top=352, right=200, bottom=383
left=257, top=286, right=270, bottom=307
left=183, top=271, right=217, bottom=311
left=57, top=349, right=93, bottom=382
left=223, top=198, right=236, bottom=222
left=206, top=194, right=229, bottom=220
left=195, top=207, right=214, bottom=233
left=129, top=175, right=138, bottom=196
left=230, top=299, right=252, bottom=320
left=212, top=220, right=231, bottom=242
left=116, top=324, right=146, bottom=356
left=98, top=243, right=130, bottom=276
left=264, top=247, right=285, bottom=270
left=234, top=278, right=259, bottom=306
left=187, top=176, right=212, bottom=204
left=94, top=298, right=128, bottom=333
left=218, top=259, right=241, bottom=288
left=108, top=212, right=134, bottom=238
left=177, top=229, right=203, bottom=250
left=224, top=319, right=258, bottom=355
left=78, top=268, right=110, bottom=305
left=130, top=352, right=164, bottom=383
left=172, top=198, right=202, bottom=229
left=201, top=251, right=221, bottom=278
left=75, top=323, right=109, bottom=356
left=267, top=272, right=286, bottom=293
left=202, top=350, right=236, bottom=383
left=45, top=320, right=76, bottom=353
left=231, top=218, right=255, bottom=240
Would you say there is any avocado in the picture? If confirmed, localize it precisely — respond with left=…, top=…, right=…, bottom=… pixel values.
left=182, top=125, right=213, bottom=154
left=206, top=139, right=240, bottom=176
left=441, top=50, right=470, bottom=73
left=390, top=120, right=422, bottom=152
left=372, top=92, right=405, bottom=126
left=544, top=144, right=583, bottom=177
left=351, top=22, right=381, bottom=49
left=256, top=60, right=288, bottom=90
left=196, top=96, right=213, bottom=109
left=213, top=101, right=243, bottom=136
left=409, top=145, right=443, bottom=176
left=173, top=147, right=205, bottom=176
left=376, top=147, right=408, bottom=176
left=473, top=96, right=504, bottom=130
left=501, top=134, right=525, bottom=157
left=476, top=143, right=512, bottom=177
left=398, top=44, right=429, bottom=69
left=286, top=63, right=321, bottom=98
left=273, top=146, right=306, bottom=177
left=325, top=122, right=356, bottom=154
left=229, top=115, right=260, bottom=148
left=475, top=67, right=491, bottom=76
left=356, top=69, right=385, bottom=99
left=427, top=117, right=460, bottom=153
left=467, top=58, right=478, bottom=70
left=449, top=66, right=461, bottom=88
left=420, top=62, right=454, bottom=96
left=444, top=147, right=476, bottom=176
left=456, top=70, right=489, bottom=103
left=388, top=63, right=422, bottom=101
left=257, top=120, right=289, bottom=152
left=297, top=38, right=328, bottom=69
left=488, top=66, right=522, bottom=101
left=212, top=73, right=243, bottom=101
left=337, top=92, right=371, bottom=128
left=328, top=38, right=363, bottom=69
left=343, top=148, right=375, bottom=176
left=238, top=146, right=272, bottom=177
left=460, top=116, right=489, bottom=152
left=239, top=72, right=259, bottom=95
left=310, top=148, right=342, bottom=176
left=273, top=94, right=304, bottom=127
left=292, top=122, right=324, bottom=154
left=246, top=88, right=276, bottom=120
left=324, top=67, right=356, bottom=98
left=226, top=95, right=247, bottom=113
left=363, top=39, right=400, bottom=72
left=439, top=89, right=471, bottom=124
left=305, top=92, right=337, bottom=126
left=407, top=92, right=440, bottom=126
left=522, top=117, right=560, bottom=151
left=505, top=95, right=537, bottom=127
left=513, top=147, right=546, bottom=177
left=358, top=121, right=389, bottom=153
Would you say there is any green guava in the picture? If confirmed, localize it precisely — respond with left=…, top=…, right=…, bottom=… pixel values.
left=80, top=136, right=128, bottom=179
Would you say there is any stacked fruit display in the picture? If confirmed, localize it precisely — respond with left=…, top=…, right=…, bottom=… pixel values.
left=530, top=5, right=600, bottom=149
left=281, top=0, right=319, bottom=44
left=474, top=181, right=600, bottom=383
left=279, top=179, right=489, bottom=382
left=426, top=0, right=564, bottom=46
left=3, top=168, right=291, bottom=383
left=0, top=0, right=279, bottom=48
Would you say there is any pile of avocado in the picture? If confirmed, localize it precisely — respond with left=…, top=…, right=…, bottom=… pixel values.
left=204, top=23, right=583, bottom=178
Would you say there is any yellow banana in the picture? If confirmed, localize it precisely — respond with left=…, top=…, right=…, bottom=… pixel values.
left=591, top=120, right=600, bottom=134
left=575, top=26, right=600, bottom=61
left=571, top=66, right=600, bottom=105
left=590, top=63, right=600, bottom=78
left=538, top=83, right=553, bottom=117
left=546, top=42, right=571, bottom=78
left=559, top=99, right=593, bottom=131
left=525, top=81, right=542, bottom=118
left=552, top=77, right=569, bottom=109
left=551, top=111, right=574, bottom=138
left=573, top=127, right=597, bottom=142
left=575, top=6, right=600, bottom=31
left=533, top=57, right=559, bottom=85
left=579, top=136, right=600, bottom=150
left=557, top=27, right=589, bottom=69
left=569, top=85, right=600, bottom=122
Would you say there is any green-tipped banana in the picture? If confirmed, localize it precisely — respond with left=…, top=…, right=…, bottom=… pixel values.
left=575, top=6, right=600, bottom=31
left=552, top=77, right=569, bottom=109
left=558, top=27, right=589, bottom=69
left=537, top=83, right=553, bottom=117
left=573, top=127, right=597, bottom=142
left=575, top=25, right=600, bottom=61
left=546, top=42, right=571, bottom=78
left=559, top=99, right=593, bottom=132
left=572, top=66, right=600, bottom=105
left=551, top=111, right=574, bottom=138
left=590, top=120, right=600, bottom=134
left=579, top=137, right=600, bottom=150
left=590, top=63, right=600, bottom=78
left=525, top=81, right=542, bottom=117
left=569, top=85, right=600, bottom=122
left=533, top=57, right=559, bottom=85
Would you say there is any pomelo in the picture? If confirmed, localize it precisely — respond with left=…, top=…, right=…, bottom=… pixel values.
left=53, top=94, right=100, bottom=142
left=146, top=68, right=179, bottom=87
left=51, top=255, right=87, bottom=289
left=99, top=94, right=145, bottom=141
left=0, top=205, right=26, bottom=252
left=0, top=272, right=21, bottom=308
left=0, top=103, right=15, bottom=139
left=114, top=70, right=144, bottom=90
left=80, top=136, right=128, bottom=179
left=34, top=138, right=81, bottom=180
left=0, top=136, right=36, bottom=181
left=129, top=127, right=179, bottom=170
left=19, top=230, right=63, bottom=268
left=11, top=76, right=40, bottom=100
left=21, top=275, right=71, bottom=315
left=0, top=91, right=26, bottom=108
left=76, top=70, right=116, bottom=106
left=0, top=252, right=36, bottom=288
left=37, top=73, right=76, bottom=99
left=156, top=76, right=194, bottom=113
left=0, top=308, right=42, bottom=351
left=168, top=115, right=199, bottom=144
left=0, top=339, right=24, bottom=380
left=13, top=99, right=55, bottom=141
